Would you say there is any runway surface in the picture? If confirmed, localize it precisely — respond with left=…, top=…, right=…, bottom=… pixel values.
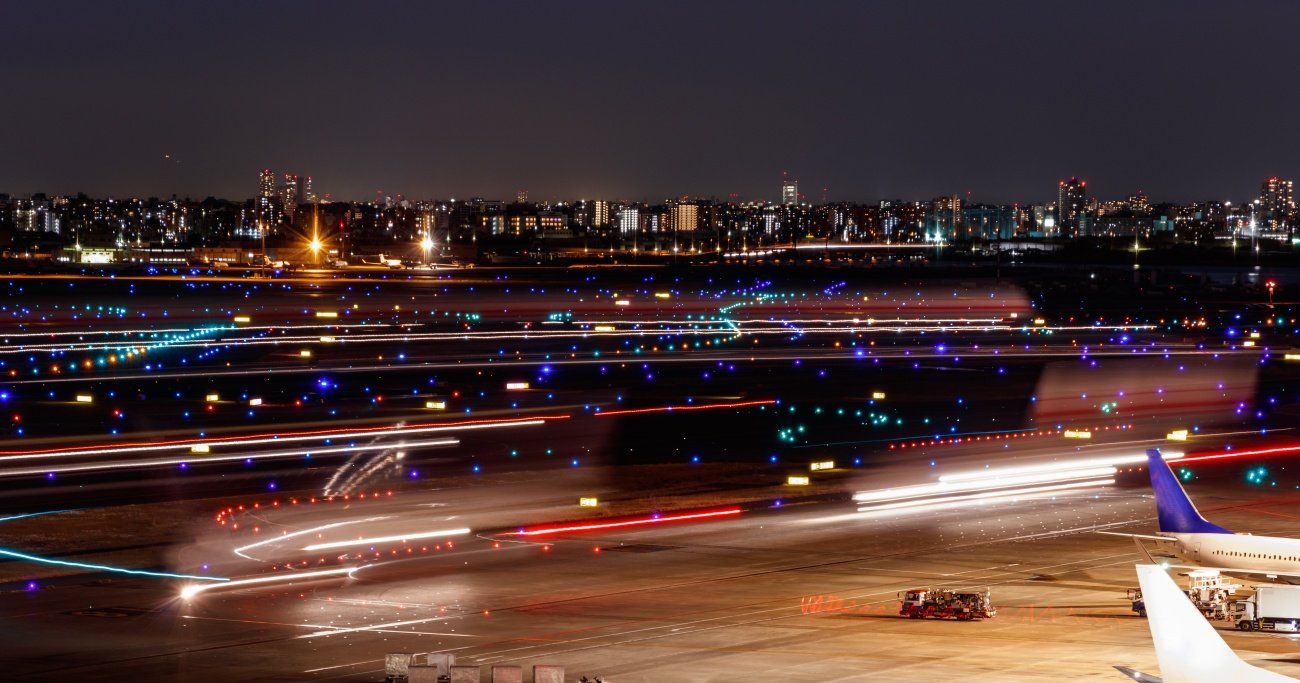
left=5, top=455, right=1300, bottom=682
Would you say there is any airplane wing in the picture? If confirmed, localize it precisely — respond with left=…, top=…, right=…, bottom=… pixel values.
left=1113, top=666, right=1161, bottom=683
left=1097, top=531, right=1174, bottom=542
left=1131, top=536, right=1156, bottom=564
left=1128, top=564, right=1297, bottom=682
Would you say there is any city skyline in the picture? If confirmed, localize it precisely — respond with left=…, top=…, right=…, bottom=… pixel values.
left=2, top=170, right=1292, bottom=209
left=3, top=1, right=1298, bottom=203
left=7, top=170, right=1294, bottom=258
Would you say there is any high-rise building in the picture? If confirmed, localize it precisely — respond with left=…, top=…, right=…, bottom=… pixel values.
left=594, top=200, right=610, bottom=228
left=1126, top=191, right=1150, bottom=214
left=259, top=169, right=275, bottom=200
left=618, top=206, right=639, bottom=234
left=670, top=202, right=698, bottom=233
left=782, top=177, right=799, bottom=205
left=281, top=174, right=300, bottom=218
left=929, top=195, right=961, bottom=241
left=1057, top=177, right=1088, bottom=237
left=257, top=168, right=280, bottom=229
left=1258, top=176, right=1295, bottom=234
left=515, top=190, right=529, bottom=204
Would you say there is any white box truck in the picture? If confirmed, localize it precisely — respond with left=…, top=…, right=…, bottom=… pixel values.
left=1231, top=585, right=1300, bottom=632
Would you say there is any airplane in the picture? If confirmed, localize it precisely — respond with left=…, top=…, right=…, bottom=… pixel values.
left=362, top=253, right=404, bottom=269
left=1119, top=449, right=1300, bottom=580
left=1114, top=564, right=1296, bottom=682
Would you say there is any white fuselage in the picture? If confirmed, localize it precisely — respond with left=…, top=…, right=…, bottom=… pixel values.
left=1165, top=531, right=1300, bottom=576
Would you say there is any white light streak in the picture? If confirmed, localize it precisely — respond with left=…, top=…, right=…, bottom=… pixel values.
left=0, top=438, right=458, bottom=477
left=301, top=527, right=471, bottom=552
left=856, top=478, right=1115, bottom=515
left=180, top=566, right=356, bottom=600
left=233, top=517, right=390, bottom=561
left=853, top=466, right=1117, bottom=504
left=0, top=418, right=547, bottom=463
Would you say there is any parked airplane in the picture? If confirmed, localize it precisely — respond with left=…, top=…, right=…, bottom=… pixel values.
left=362, top=253, right=404, bottom=269
left=1115, top=564, right=1295, bottom=682
left=1122, top=449, right=1300, bottom=580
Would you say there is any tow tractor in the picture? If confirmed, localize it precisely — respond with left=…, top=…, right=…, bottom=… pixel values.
left=899, top=588, right=996, bottom=620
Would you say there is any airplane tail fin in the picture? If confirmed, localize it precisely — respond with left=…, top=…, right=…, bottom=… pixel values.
left=1146, top=449, right=1231, bottom=534
left=1135, top=564, right=1294, bottom=682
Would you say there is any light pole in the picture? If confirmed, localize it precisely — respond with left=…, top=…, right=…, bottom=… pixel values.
left=421, top=234, right=434, bottom=268
left=310, top=204, right=321, bottom=268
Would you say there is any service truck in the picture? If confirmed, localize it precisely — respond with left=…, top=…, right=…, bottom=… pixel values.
left=1231, top=584, right=1300, bottom=632
left=899, top=588, right=996, bottom=620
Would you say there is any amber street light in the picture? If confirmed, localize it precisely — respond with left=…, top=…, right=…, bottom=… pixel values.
left=421, top=234, right=434, bottom=266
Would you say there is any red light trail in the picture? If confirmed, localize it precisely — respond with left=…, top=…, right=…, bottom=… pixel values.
left=508, top=507, right=742, bottom=537
left=595, top=399, right=775, bottom=417
left=1179, top=443, right=1300, bottom=465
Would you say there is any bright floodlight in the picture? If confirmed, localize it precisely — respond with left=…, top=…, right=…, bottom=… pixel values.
left=421, top=236, right=434, bottom=251
left=309, top=238, right=322, bottom=253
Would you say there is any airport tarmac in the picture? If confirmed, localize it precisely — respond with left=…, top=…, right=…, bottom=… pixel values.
left=7, top=467, right=1300, bottom=683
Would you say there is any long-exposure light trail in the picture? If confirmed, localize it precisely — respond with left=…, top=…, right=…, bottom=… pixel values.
left=853, top=451, right=1184, bottom=510
left=0, top=510, right=72, bottom=523
left=301, top=527, right=471, bottom=552
left=0, top=415, right=568, bottom=460
left=0, top=317, right=1167, bottom=357
left=233, top=518, right=391, bottom=561
left=856, top=478, right=1116, bottom=514
left=0, top=547, right=227, bottom=582
left=0, top=437, right=459, bottom=477
left=2, top=345, right=1256, bottom=386
left=508, top=507, right=742, bottom=537
left=595, top=399, right=776, bottom=417
left=180, top=566, right=353, bottom=600
left=0, top=322, right=404, bottom=354
left=1179, top=443, right=1300, bottom=464
left=853, top=467, right=1119, bottom=505
left=937, top=452, right=1183, bottom=483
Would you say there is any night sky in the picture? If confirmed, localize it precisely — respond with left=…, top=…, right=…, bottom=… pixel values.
left=4, top=1, right=1298, bottom=204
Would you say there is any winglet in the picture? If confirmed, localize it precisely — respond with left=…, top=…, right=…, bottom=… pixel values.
left=1146, top=449, right=1231, bottom=534
left=1135, top=563, right=1297, bottom=682
left=1113, top=665, right=1162, bottom=682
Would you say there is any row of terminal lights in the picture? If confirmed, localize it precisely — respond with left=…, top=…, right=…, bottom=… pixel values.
left=888, top=424, right=1135, bottom=450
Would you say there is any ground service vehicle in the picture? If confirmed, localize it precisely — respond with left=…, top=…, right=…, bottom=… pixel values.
left=1126, top=571, right=1239, bottom=620
left=1116, top=565, right=1300, bottom=683
left=899, top=588, right=996, bottom=620
left=1185, top=570, right=1240, bottom=621
left=1232, top=584, right=1300, bottom=632
left=1127, top=588, right=1146, bottom=617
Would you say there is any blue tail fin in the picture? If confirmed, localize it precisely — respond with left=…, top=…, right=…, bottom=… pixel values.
left=1147, top=449, right=1231, bottom=534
